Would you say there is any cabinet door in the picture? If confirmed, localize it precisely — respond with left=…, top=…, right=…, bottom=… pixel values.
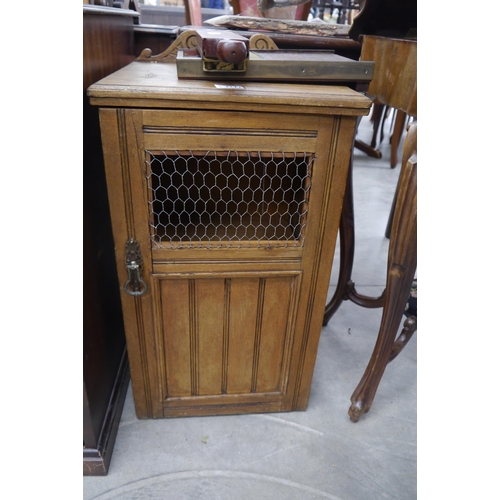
left=153, top=273, right=301, bottom=417
left=100, top=107, right=355, bottom=418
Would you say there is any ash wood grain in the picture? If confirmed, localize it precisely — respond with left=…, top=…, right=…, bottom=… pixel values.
left=92, top=62, right=371, bottom=418
left=256, top=276, right=294, bottom=392
left=99, top=109, right=154, bottom=418
left=361, top=35, right=416, bottom=117
left=196, top=279, right=226, bottom=396
left=125, top=110, right=163, bottom=417
left=161, top=279, right=192, bottom=398
left=143, top=133, right=317, bottom=155
left=87, top=61, right=371, bottom=115
left=142, top=109, right=321, bottom=135
left=227, top=278, right=260, bottom=394
left=294, top=115, right=358, bottom=409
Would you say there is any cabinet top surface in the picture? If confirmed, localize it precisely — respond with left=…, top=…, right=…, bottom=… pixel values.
left=87, top=61, right=372, bottom=114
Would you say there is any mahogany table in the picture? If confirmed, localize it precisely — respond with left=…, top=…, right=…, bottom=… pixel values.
left=323, top=35, right=417, bottom=422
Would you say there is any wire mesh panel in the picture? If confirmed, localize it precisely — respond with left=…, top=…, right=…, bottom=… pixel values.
left=145, top=150, right=314, bottom=249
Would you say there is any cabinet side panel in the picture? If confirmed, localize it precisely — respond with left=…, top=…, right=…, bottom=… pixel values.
left=161, top=280, right=192, bottom=397
left=196, top=279, right=226, bottom=396
left=294, top=115, right=358, bottom=410
left=99, top=108, right=151, bottom=418
left=256, top=277, right=292, bottom=393
left=226, top=279, right=260, bottom=394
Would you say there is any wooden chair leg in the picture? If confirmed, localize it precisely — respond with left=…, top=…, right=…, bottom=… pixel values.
left=385, top=118, right=417, bottom=238
left=354, top=139, right=382, bottom=159
left=370, top=102, right=385, bottom=148
left=348, top=262, right=416, bottom=422
left=348, top=124, right=417, bottom=422
left=323, top=132, right=385, bottom=327
left=390, top=110, right=407, bottom=169
left=354, top=103, right=384, bottom=158
left=184, top=0, right=203, bottom=26
left=323, top=147, right=356, bottom=326
left=379, top=105, right=391, bottom=145
left=325, top=115, right=387, bottom=327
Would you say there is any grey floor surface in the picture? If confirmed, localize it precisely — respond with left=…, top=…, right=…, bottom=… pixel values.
left=83, top=113, right=417, bottom=500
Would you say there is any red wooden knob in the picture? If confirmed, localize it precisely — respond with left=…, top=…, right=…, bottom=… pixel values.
left=216, top=40, right=247, bottom=64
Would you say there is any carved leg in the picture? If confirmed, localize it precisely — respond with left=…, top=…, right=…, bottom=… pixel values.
left=385, top=118, right=417, bottom=238
left=388, top=315, right=417, bottom=363
left=349, top=126, right=417, bottom=422
left=348, top=261, right=416, bottom=422
left=384, top=188, right=398, bottom=240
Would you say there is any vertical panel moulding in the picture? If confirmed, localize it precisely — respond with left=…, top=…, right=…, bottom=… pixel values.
left=255, top=277, right=294, bottom=394
left=226, top=278, right=259, bottom=394
left=279, top=275, right=301, bottom=396
left=221, top=279, right=231, bottom=394
left=118, top=109, right=154, bottom=416
left=117, top=109, right=136, bottom=236
left=152, top=277, right=167, bottom=402
left=189, top=279, right=199, bottom=397
left=144, top=150, right=156, bottom=247
left=162, top=280, right=192, bottom=397
left=133, top=298, right=153, bottom=417
left=197, top=279, right=225, bottom=396
left=292, top=117, right=341, bottom=410
left=251, top=279, right=266, bottom=393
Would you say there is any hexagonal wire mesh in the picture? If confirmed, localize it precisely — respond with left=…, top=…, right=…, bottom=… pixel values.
left=145, top=150, right=314, bottom=249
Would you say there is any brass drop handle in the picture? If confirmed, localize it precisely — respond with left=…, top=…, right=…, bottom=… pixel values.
left=123, top=239, right=148, bottom=297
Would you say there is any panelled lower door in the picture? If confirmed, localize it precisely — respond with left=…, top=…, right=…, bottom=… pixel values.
left=105, top=107, right=348, bottom=418
left=154, top=273, right=300, bottom=417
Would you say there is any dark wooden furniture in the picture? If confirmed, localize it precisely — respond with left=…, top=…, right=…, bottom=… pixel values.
left=87, top=32, right=371, bottom=419
left=349, top=0, right=416, bottom=168
left=175, top=31, right=373, bottom=83
left=178, top=25, right=362, bottom=60
left=348, top=120, right=416, bottom=422
left=323, top=35, right=417, bottom=422
left=134, top=24, right=179, bottom=58
left=83, top=4, right=138, bottom=475
left=355, top=102, right=411, bottom=169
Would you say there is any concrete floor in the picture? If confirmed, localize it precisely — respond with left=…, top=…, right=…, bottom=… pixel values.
left=83, top=113, right=417, bottom=500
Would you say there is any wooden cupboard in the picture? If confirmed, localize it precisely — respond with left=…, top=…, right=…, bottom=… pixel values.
left=83, top=4, right=138, bottom=475
left=88, top=57, right=371, bottom=419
